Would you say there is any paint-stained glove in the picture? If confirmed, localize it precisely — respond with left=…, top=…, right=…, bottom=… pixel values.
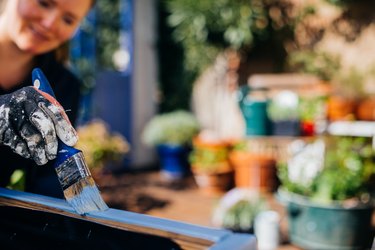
left=0, top=86, right=78, bottom=165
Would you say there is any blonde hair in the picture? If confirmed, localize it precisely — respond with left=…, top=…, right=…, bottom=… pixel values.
left=0, top=0, right=6, bottom=13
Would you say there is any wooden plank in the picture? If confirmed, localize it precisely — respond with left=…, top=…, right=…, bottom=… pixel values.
left=247, top=73, right=329, bottom=98
left=0, top=188, right=256, bottom=250
left=328, top=121, right=375, bottom=137
left=248, top=73, right=321, bottom=88
left=248, top=73, right=320, bottom=89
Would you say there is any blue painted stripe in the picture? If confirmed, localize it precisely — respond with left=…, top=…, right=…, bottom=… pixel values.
left=0, top=187, right=256, bottom=249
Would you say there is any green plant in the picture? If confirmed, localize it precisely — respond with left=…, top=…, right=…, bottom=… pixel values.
left=267, top=91, right=300, bottom=121
left=189, top=146, right=229, bottom=172
left=160, top=0, right=298, bottom=111
left=95, top=0, right=121, bottom=70
left=76, top=119, right=130, bottom=169
left=165, top=0, right=269, bottom=74
left=298, top=95, right=327, bottom=122
left=288, top=50, right=341, bottom=81
left=278, top=137, right=375, bottom=204
left=70, top=1, right=120, bottom=93
left=231, top=140, right=248, bottom=152
left=7, top=170, right=26, bottom=191
left=212, top=188, right=267, bottom=231
left=333, top=66, right=366, bottom=98
left=142, top=110, right=200, bottom=146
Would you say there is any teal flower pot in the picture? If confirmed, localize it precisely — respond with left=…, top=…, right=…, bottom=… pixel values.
left=277, top=190, right=374, bottom=250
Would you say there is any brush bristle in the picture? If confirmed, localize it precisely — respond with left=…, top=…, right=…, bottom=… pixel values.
left=64, top=177, right=108, bottom=215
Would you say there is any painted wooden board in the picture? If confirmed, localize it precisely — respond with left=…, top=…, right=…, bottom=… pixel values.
left=328, top=121, right=375, bottom=137
left=0, top=187, right=256, bottom=249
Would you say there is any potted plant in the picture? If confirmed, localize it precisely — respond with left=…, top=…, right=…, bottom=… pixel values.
left=354, top=65, right=375, bottom=121
left=75, top=119, right=130, bottom=175
left=189, top=136, right=234, bottom=195
left=328, top=67, right=366, bottom=121
left=212, top=188, right=267, bottom=233
left=298, top=95, right=328, bottom=136
left=277, top=137, right=375, bottom=249
left=228, top=140, right=278, bottom=193
left=267, top=91, right=301, bottom=136
left=142, top=110, right=200, bottom=179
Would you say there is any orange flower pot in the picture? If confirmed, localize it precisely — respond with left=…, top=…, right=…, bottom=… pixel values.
left=327, top=95, right=357, bottom=121
left=191, top=162, right=234, bottom=196
left=356, top=96, right=375, bottom=121
left=229, top=151, right=277, bottom=192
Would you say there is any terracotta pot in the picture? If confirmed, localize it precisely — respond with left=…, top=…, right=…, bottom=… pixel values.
left=191, top=163, right=234, bottom=196
left=229, top=151, right=277, bottom=192
left=192, top=136, right=230, bottom=150
left=327, top=95, right=357, bottom=121
left=356, top=96, right=375, bottom=121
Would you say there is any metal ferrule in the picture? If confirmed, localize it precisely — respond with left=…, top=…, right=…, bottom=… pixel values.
left=55, top=152, right=92, bottom=190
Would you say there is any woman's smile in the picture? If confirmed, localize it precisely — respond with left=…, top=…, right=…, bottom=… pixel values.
left=29, top=25, right=51, bottom=42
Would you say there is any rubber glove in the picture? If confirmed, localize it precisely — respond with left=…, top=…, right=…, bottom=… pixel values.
left=0, top=86, right=78, bottom=165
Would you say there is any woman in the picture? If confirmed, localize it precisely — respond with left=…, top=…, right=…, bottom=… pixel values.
left=0, top=0, right=94, bottom=197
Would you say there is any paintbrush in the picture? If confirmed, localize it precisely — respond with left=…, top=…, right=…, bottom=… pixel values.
left=32, top=68, right=108, bottom=215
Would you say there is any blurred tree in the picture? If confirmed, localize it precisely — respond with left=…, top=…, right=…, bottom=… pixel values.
left=164, top=0, right=270, bottom=75
left=159, top=0, right=300, bottom=110
left=70, top=0, right=121, bottom=92
left=95, top=0, right=121, bottom=69
left=159, top=0, right=375, bottom=113
left=70, top=0, right=122, bottom=123
left=157, top=1, right=194, bottom=112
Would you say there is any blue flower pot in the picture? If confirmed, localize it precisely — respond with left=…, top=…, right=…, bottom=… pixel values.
left=156, top=144, right=190, bottom=180
left=271, top=120, right=301, bottom=136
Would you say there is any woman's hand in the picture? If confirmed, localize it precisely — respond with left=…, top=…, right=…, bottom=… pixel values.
left=0, top=86, right=78, bottom=165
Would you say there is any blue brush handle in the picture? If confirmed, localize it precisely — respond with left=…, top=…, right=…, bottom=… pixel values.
left=32, top=68, right=81, bottom=168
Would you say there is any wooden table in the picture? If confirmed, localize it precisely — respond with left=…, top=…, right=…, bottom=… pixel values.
left=95, top=170, right=302, bottom=249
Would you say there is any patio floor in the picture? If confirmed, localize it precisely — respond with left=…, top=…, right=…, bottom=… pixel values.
left=94, top=169, right=302, bottom=250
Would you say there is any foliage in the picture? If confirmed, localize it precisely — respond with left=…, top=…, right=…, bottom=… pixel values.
left=288, top=50, right=341, bottom=81
left=157, top=4, right=194, bottom=112
left=75, top=119, right=130, bottom=169
left=278, top=137, right=375, bottom=204
left=298, top=95, right=328, bottom=122
left=267, top=102, right=299, bottom=121
left=70, top=0, right=120, bottom=94
left=7, top=170, right=26, bottom=191
left=69, top=14, right=97, bottom=93
left=95, top=0, right=121, bottom=69
left=333, top=66, right=366, bottom=98
left=325, top=0, right=372, bottom=6
left=159, top=0, right=298, bottom=110
left=231, top=140, right=248, bottom=152
left=142, top=110, right=200, bottom=146
left=165, top=0, right=269, bottom=74
left=212, top=188, right=267, bottom=231
left=330, top=63, right=375, bottom=98
left=189, top=146, right=229, bottom=172
left=267, top=91, right=300, bottom=121
left=268, top=91, right=328, bottom=122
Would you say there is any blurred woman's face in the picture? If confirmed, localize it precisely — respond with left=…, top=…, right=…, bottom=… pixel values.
left=3, top=0, right=92, bottom=54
